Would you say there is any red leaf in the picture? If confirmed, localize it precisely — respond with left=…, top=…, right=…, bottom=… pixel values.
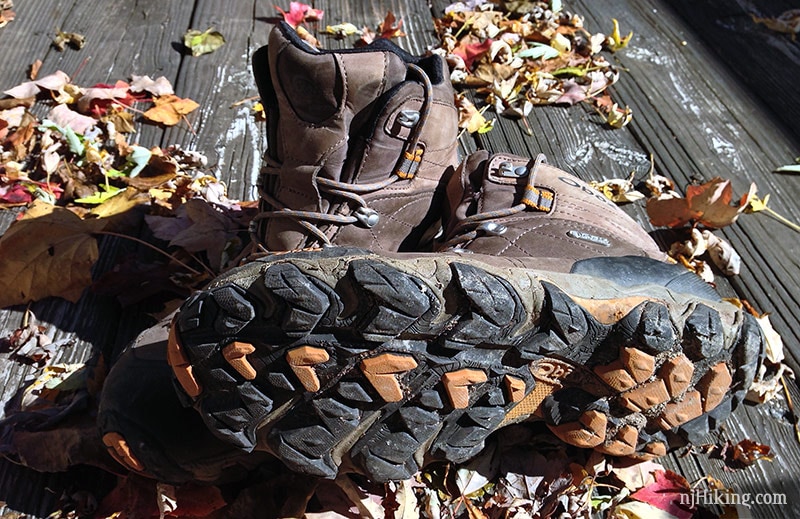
left=275, top=2, right=323, bottom=28
left=453, top=36, right=493, bottom=71
left=630, top=470, right=695, bottom=519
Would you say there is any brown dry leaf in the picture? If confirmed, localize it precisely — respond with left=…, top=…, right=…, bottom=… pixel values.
left=0, top=200, right=107, bottom=307
left=378, top=10, right=406, bottom=39
left=693, top=439, right=774, bottom=470
left=646, top=178, right=755, bottom=228
left=142, top=94, right=199, bottom=126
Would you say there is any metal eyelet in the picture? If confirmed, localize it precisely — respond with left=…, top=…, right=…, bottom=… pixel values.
left=498, top=161, right=514, bottom=177
left=397, top=110, right=420, bottom=128
left=477, top=222, right=507, bottom=236
left=513, top=166, right=528, bottom=177
left=354, top=207, right=380, bottom=228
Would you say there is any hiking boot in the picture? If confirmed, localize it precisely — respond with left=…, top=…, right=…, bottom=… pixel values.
left=436, top=150, right=666, bottom=271
left=250, top=22, right=459, bottom=252
left=166, top=247, right=764, bottom=482
left=97, top=317, right=273, bottom=484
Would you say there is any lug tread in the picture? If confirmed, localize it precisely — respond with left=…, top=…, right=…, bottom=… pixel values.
left=168, top=251, right=764, bottom=480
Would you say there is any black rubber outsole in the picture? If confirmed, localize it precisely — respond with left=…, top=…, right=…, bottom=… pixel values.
left=168, top=249, right=763, bottom=482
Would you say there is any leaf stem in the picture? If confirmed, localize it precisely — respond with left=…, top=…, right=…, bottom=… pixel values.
left=763, top=207, right=800, bottom=232
left=93, top=230, right=204, bottom=276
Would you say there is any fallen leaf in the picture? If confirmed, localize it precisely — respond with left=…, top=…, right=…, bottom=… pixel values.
left=88, top=186, right=149, bottom=218
left=610, top=460, right=665, bottom=491
left=378, top=11, right=406, bottom=40
left=47, top=103, right=97, bottom=134
left=129, top=74, right=174, bottom=97
left=324, top=22, right=360, bottom=38
left=590, top=174, right=645, bottom=203
left=453, top=36, right=494, bottom=71
left=142, top=94, right=199, bottom=126
left=53, top=29, right=85, bottom=51
left=29, top=59, right=42, bottom=80
left=0, top=200, right=106, bottom=307
left=646, top=178, right=755, bottom=228
left=183, top=27, right=226, bottom=57
left=74, top=184, right=123, bottom=205
left=276, top=2, right=323, bottom=28
left=775, top=163, right=800, bottom=173
left=704, top=231, right=741, bottom=276
left=691, top=439, right=774, bottom=471
left=606, top=18, right=633, bottom=51
left=751, top=9, right=800, bottom=36
left=630, top=470, right=694, bottom=519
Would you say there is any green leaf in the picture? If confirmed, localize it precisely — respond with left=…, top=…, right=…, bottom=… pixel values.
left=517, top=43, right=560, bottom=60
left=552, top=66, right=587, bottom=77
left=40, top=119, right=84, bottom=155
left=775, top=164, right=800, bottom=173
left=74, top=184, right=123, bottom=205
left=127, top=146, right=152, bottom=178
left=183, top=28, right=226, bottom=57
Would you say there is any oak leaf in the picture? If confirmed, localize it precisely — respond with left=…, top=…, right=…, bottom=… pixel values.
left=0, top=200, right=106, bottom=307
left=142, top=94, right=199, bottom=126
left=646, top=177, right=756, bottom=228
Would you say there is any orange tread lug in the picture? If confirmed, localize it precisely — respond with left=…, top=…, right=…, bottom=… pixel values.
left=442, top=368, right=488, bottom=409
left=660, top=354, right=694, bottom=397
left=597, top=425, right=639, bottom=456
left=504, top=375, right=527, bottom=403
left=102, top=432, right=145, bottom=472
left=621, top=347, right=655, bottom=383
left=656, top=390, right=703, bottom=429
left=223, top=341, right=257, bottom=380
left=360, top=353, right=419, bottom=402
left=619, top=380, right=670, bottom=412
left=167, top=325, right=202, bottom=397
left=286, top=346, right=330, bottom=393
left=697, top=362, right=733, bottom=412
left=594, top=360, right=637, bottom=391
left=548, top=410, right=607, bottom=448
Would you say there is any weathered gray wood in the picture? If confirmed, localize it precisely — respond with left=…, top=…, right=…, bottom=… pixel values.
left=1, top=0, right=799, bottom=516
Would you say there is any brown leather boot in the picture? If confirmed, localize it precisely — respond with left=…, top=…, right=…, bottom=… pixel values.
left=437, top=150, right=666, bottom=271
left=250, top=22, right=459, bottom=252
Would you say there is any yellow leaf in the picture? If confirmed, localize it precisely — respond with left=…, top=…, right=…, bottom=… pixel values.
left=607, top=19, right=633, bottom=52
left=89, top=186, right=150, bottom=218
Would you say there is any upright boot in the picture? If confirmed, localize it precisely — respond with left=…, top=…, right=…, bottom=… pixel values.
left=160, top=152, right=764, bottom=482
left=251, top=22, right=459, bottom=252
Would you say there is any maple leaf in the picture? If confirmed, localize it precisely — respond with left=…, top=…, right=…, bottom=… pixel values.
left=646, top=177, right=756, bottom=228
left=0, top=200, right=107, bottom=307
left=378, top=11, right=406, bottom=39
left=275, top=2, right=323, bottom=28
left=142, top=94, right=199, bottom=126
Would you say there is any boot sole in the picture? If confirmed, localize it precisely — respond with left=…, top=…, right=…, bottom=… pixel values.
left=167, top=249, right=763, bottom=481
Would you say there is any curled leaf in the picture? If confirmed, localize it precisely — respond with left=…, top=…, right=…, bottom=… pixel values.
left=606, top=18, right=633, bottom=51
left=647, top=177, right=755, bottom=228
left=183, top=28, right=226, bottom=57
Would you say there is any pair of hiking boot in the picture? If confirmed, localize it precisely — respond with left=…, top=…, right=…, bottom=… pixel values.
left=98, top=22, right=765, bottom=485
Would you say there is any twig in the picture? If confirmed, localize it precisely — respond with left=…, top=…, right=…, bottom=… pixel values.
left=761, top=206, right=800, bottom=233
left=93, top=230, right=205, bottom=276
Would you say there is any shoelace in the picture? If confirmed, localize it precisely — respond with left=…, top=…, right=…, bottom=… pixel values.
left=249, top=63, right=434, bottom=249
left=439, top=153, right=554, bottom=250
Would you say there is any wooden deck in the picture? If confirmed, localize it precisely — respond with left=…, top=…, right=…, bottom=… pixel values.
left=0, top=0, right=798, bottom=517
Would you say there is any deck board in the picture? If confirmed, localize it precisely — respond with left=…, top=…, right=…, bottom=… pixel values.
left=0, top=0, right=798, bottom=516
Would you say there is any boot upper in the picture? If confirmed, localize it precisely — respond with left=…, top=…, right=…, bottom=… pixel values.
left=438, top=151, right=667, bottom=271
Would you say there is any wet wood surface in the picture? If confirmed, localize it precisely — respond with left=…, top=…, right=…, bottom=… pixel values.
left=0, top=0, right=798, bottom=516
